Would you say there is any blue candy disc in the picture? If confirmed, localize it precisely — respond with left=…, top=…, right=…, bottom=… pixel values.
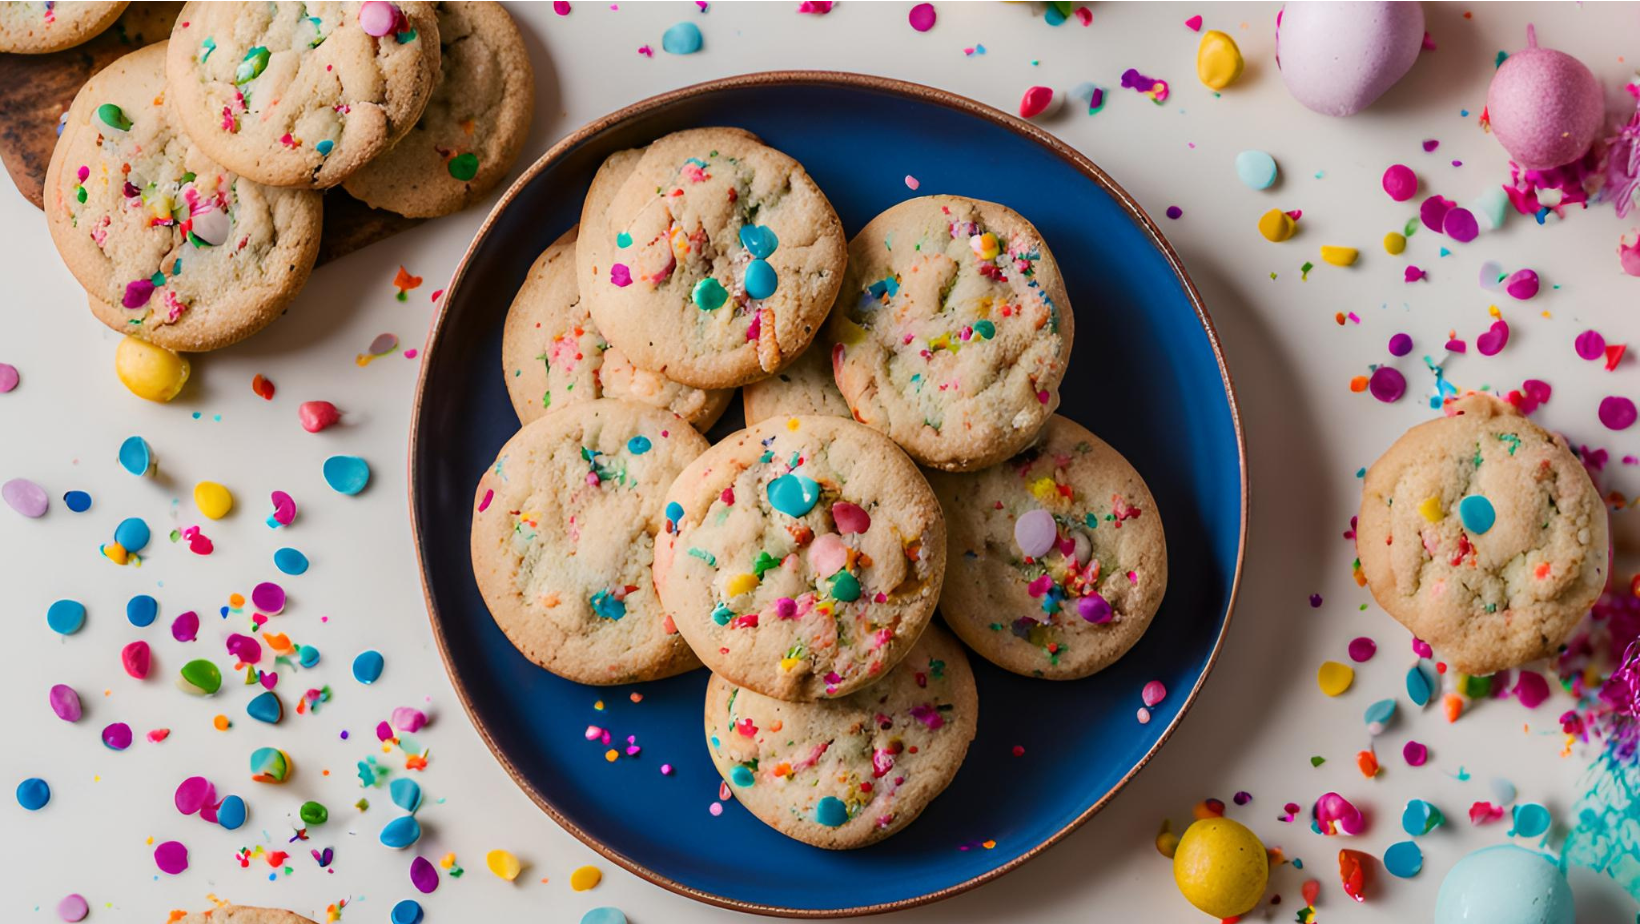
left=16, top=777, right=50, bottom=811
left=1384, top=840, right=1423, bottom=878
left=127, top=594, right=158, bottom=627
left=1510, top=802, right=1551, bottom=838
left=1234, top=149, right=1279, bottom=190
left=581, top=909, right=627, bottom=924
left=1458, top=494, right=1496, bottom=534
left=117, top=436, right=151, bottom=475
left=114, top=516, right=150, bottom=552
left=246, top=690, right=283, bottom=724
left=390, top=777, right=423, bottom=814
left=273, top=547, right=309, bottom=575
left=217, top=794, right=247, bottom=830
left=391, top=900, right=424, bottom=924
left=353, top=649, right=385, bottom=684
left=815, top=795, right=848, bottom=827
left=323, top=455, right=371, bottom=495
left=739, top=224, right=779, bottom=259
left=744, top=259, right=778, bottom=300
left=380, top=814, right=422, bottom=849
left=767, top=472, right=820, bottom=518
left=47, top=599, right=86, bottom=635
left=660, top=20, right=702, bottom=55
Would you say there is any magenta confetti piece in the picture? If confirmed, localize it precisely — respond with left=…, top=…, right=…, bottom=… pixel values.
left=1445, top=337, right=1468, bottom=353
left=174, top=776, right=216, bottom=815
left=1388, top=333, right=1413, bottom=356
left=57, top=893, right=89, bottom=922
left=1368, top=366, right=1406, bottom=403
left=1141, top=680, right=1167, bottom=707
left=1422, top=139, right=1440, bottom=153
left=49, top=683, right=82, bottom=722
left=1403, top=740, right=1429, bottom=766
left=121, top=640, right=151, bottom=679
left=1382, top=164, right=1417, bottom=201
left=1600, top=396, right=1637, bottom=431
left=908, top=2, right=935, bottom=32
left=1420, top=194, right=1455, bottom=233
left=226, top=633, right=262, bottom=665
left=154, top=839, right=189, bottom=874
left=1313, top=792, right=1366, bottom=835
left=171, top=610, right=199, bottom=642
left=1522, top=379, right=1551, bottom=406
left=270, top=490, right=297, bottom=526
left=1348, top=637, right=1378, bottom=662
left=102, top=722, right=133, bottom=750
left=251, top=581, right=286, bottom=615
left=1443, top=207, right=1479, bottom=242
left=1505, top=268, right=1540, bottom=300
left=1515, top=671, right=1550, bottom=708
left=411, top=855, right=439, bottom=892
left=392, top=706, right=427, bottom=733
left=1476, top=320, right=1510, bottom=356
left=609, top=264, right=632, bottom=287
left=122, top=278, right=155, bottom=308
left=1404, top=265, right=1426, bottom=283
left=1576, top=329, right=1607, bottom=360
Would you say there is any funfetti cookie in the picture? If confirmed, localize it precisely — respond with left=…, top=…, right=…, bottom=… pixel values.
left=742, top=335, right=852, bottom=426
left=501, top=225, right=731, bottom=429
left=929, top=415, right=1167, bottom=679
left=654, top=415, right=947, bottom=701
left=342, top=0, right=532, bottom=217
left=174, top=909, right=317, bottom=924
left=166, top=1, right=441, bottom=189
left=577, top=127, right=848, bottom=390
left=44, top=42, right=322, bottom=351
left=0, top=1, right=127, bottom=53
left=471, top=399, right=709, bottom=685
left=830, top=195, right=1074, bottom=472
left=1357, top=394, right=1609, bottom=676
left=704, top=625, right=977, bottom=849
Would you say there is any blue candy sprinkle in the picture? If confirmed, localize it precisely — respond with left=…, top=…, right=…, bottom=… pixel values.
left=815, top=795, right=848, bottom=827
left=117, top=436, right=151, bottom=475
left=1510, top=802, right=1551, bottom=838
left=323, top=455, right=371, bottom=495
left=63, top=490, right=91, bottom=512
left=1402, top=798, right=1445, bottom=836
left=246, top=690, right=283, bottom=724
left=580, top=909, right=627, bottom=924
left=730, top=765, right=755, bottom=787
left=273, top=547, right=309, bottom=575
left=390, top=777, right=423, bottom=813
left=665, top=501, right=684, bottom=526
left=114, top=516, right=150, bottom=552
left=1234, top=149, right=1279, bottom=190
left=316, top=138, right=334, bottom=156
left=661, top=21, right=703, bottom=55
left=127, top=594, right=158, bottom=627
left=47, top=599, right=86, bottom=635
left=217, top=794, right=247, bottom=830
left=1384, top=840, right=1423, bottom=878
left=627, top=435, right=652, bottom=455
left=616, top=231, right=632, bottom=248
left=1458, top=494, right=1495, bottom=534
left=16, top=777, right=49, bottom=811
left=353, top=649, right=385, bottom=684
left=392, top=900, right=425, bottom=924
left=1363, top=698, right=1397, bottom=735
left=590, top=590, right=627, bottom=621
left=298, top=645, right=321, bottom=668
left=380, top=814, right=422, bottom=849
left=711, top=603, right=734, bottom=626
left=744, top=259, right=778, bottom=300
left=767, top=471, right=820, bottom=518
left=738, top=224, right=779, bottom=259
left=1406, top=659, right=1437, bottom=707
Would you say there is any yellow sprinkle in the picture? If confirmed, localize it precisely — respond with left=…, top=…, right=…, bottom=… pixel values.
left=1028, top=477, right=1059, bottom=503
left=1383, top=232, right=1406, bottom=255
left=971, top=232, right=1000, bottom=260
left=570, top=865, right=603, bottom=891
left=103, top=542, right=129, bottom=565
left=604, top=749, right=618, bottom=762
left=593, top=700, right=604, bottom=711
left=786, top=417, right=800, bottom=431
left=1417, top=497, right=1444, bottom=522
left=439, top=852, right=458, bottom=870
left=1317, top=661, right=1355, bottom=697
left=193, top=481, right=233, bottom=519
left=485, top=849, right=522, bottom=881
left=1257, top=209, right=1295, bottom=243
left=1320, top=246, right=1359, bottom=267
left=1196, top=30, right=1244, bottom=90
left=725, top=572, right=760, bottom=597
left=779, top=656, right=801, bottom=672
left=1488, top=304, right=1501, bottom=319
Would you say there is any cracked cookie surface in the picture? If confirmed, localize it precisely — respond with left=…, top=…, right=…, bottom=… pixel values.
left=742, top=330, right=852, bottom=426
left=1358, top=394, right=1609, bottom=674
left=0, top=1, right=126, bottom=52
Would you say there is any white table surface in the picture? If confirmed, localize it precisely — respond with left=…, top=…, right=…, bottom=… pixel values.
left=4, top=1, right=1639, bottom=921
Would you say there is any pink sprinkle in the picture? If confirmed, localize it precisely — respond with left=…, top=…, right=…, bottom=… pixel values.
left=709, top=801, right=723, bottom=816
left=57, top=894, right=89, bottom=923
left=1443, top=207, right=1478, bottom=243
left=1184, top=14, right=1203, bottom=31
left=154, top=839, right=189, bottom=875
left=1036, top=389, right=1050, bottom=404
left=1504, top=268, right=1539, bottom=300
left=637, top=45, right=653, bottom=57
left=357, top=1, right=399, bottom=37
left=1368, top=366, right=1406, bottom=403
left=477, top=488, right=494, bottom=512
left=610, top=264, right=632, bottom=287
left=904, top=174, right=920, bottom=190
left=1404, top=266, right=1426, bottom=283
left=1073, top=6, right=1091, bottom=25
left=1600, top=396, right=1637, bottom=431
left=1412, top=637, right=1432, bottom=658
left=1445, top=337, right=1467, bottom=354
left=1620, top=234, right=1640, bottom=277
left=1347, top=637, right=1377, bottom=663
left=553, top=0, right=570, bottom=13
left=585, top=725, right=604, bottom=741
left=76, top=165, right=89, bottom=182
left=174, top=776, right=216, bottom=815
left=122, top=640, right=152, bottom=678
left=1422, top=139, right=1439, bottom=153
left=661, top=763, right=674, bottom=775
left=1382, top=164, right=1417, bottom=201
left=1576, top=329, right=1607, bottom=360
left=299, top=400, right=341, bottom=433
left=1514, top=671, right=1550, bottom=708
left=796, top=1, right=833, bottom=13
left=171, top=610, right=200, bottom=642
left=1420, top=194, right=1455, bottom=233
left=1469, top=801, right=1505, bottom=825
left=122, top=278, right=156, bottom=309
left=1136, top=707, right=1151, bottom=724
left=908, top=2, right=936, bottom=32
left=1141, top=680, right=1166, bottom=707
left=392, top=706, right=427, bottom=732
left=1476, top=319, right=1509, bottom=357
left=1403, top=740, right=1428, bottom=766
left=0, top=362, right=18, bottom=393
left=1018, top=86, right=1055, bottom=119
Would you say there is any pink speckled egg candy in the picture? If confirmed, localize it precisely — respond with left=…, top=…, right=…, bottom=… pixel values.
left=1276, top=1, right=1425, bottom=117
left=1486, top=25, right=1604, bottom=170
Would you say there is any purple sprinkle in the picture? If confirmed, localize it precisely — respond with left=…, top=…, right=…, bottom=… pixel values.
left=1309, top=593, right=1323, bottom=608
left=1504, top=268, right=1540, bottom=300
left=1445, top=338, right=1468, bottom=354
left=251, top=581, right=286, bottom=615
left=609, top=264, right=632, bottom=287
left=1403, top=740, right=1428, bottom=766
left=49, top=683, right=82, bottom=722
left=1575, top=329, right=1607, bottom=360
left=1419, top=195, right=1454, bottom=233
left=1165, top=206, right=1183, bottom=220
left=122, top=278, right=156, bottom=309
left=154, top=839, right=189, bottom=874
left=1422, top=139, right=1440, bottom=153
left=1388, top=333, right=1413, bottom=357
left=1348, top=637, right=1378, bottom=662
left=1476, top=320, right=1509, bottom=357
left=1233, top=791, right=1252, bottom=805
left=411, top=855, right=439, bottom=893
left=1077, top=592, right=1112, bottom=624
left=1443, top=207, right=1478, bottom=243
left=171, top=610, right=200, bottom=642
left=1368, top=366, right=1406, bottom=403
left=1600, top=396, right=1637, bottom=431
left=102, top=721, right=133, bottom=750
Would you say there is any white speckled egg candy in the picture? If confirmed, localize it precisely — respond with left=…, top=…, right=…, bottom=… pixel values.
left=1277, top=1, right=1426, bottom=117
left=1486, top=25, right=1605, bottom=170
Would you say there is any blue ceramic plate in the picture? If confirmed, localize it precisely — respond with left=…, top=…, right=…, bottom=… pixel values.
left=411, top=72, right=1246, bottom=917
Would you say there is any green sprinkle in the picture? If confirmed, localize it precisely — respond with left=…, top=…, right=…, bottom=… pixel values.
left=692, top=277, right=728, bottom=311
left=1300, top=261, right=1315, bottom=281
left=1310, top=756, right=1326, bottom=768
left=235, top=46, right=270, bottom=84
left=96, top=103, right=131, bottom=132
left=688, top=548, right=717, bottom=567
left=447, top=152, right=479, bottom=181
left=616, top=231, right=632, bottom=248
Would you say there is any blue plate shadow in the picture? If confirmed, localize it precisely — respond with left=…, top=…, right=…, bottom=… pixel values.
left=412, top=74, right=1245, bottom=916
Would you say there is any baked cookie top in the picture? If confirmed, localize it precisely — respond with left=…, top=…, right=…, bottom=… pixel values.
left=166, top=1, right=440, bottom=188
left=0, top=1, right=127, bottom=53
left=830, top=195, right=1074, bottom=472
left=471, top=399, right=709, bottom=685
left=704, top=625, right=977, bottom=849
left=342, top=0, right=532, bottom=217
left=43, top=42, right=322, bottom=351
left=742, top=334, right=852, bottom=426
left=502, top=164, right=731, bottom=429
left=577, top=127, right=847, bottom=390
left=655, top=415, right=946, bottom=701
left=929, top=415, right=1167, bottom=679
left=1358, top=394, right=1609, bottom=675
left=174, top=909, right=317, bottom=924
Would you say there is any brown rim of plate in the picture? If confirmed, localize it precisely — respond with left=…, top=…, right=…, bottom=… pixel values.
left=407, top=70, right=1250, bottom=919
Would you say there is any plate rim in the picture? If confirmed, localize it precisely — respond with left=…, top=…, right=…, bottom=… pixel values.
left=408, top=69, right=1250, bottom=919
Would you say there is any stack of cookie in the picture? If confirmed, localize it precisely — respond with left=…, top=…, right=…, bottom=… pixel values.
left=473, top=127, right=1171, bottom=849
left=31, top=2, right=532, bottom=382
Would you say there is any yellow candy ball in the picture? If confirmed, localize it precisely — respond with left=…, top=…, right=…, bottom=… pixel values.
left=1384, top=232, right=1407, bottom=255
left=485, top=848, right=522, bottom=881
left=1196, top=31, right=1245, bottom=91
left=1173, top=818, right=1269, bottom=918
left=115, top=336, right=190, bottom=402
left=1320, top=245, right=1359, bottom=267
left=1317, top=660, right=1356, bottom=697
left=1257, top=209, right=1295, bottom=243
left=194, top=481, right=234, bottom=520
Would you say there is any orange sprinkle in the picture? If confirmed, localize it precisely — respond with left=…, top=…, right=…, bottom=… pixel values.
left=1356, top=749, right=1379, bottom=778
left=393, top=266, right=423, bottom=292
left=1443, top=693, right=1464, bottom=722
left=229, top=593, right=245, bottom=608
left=1334, top=312, right=1347, bottom=326
left=213, top=715, right=230, bottom=731
left=1349, top=375, right=1369, bottom=393
left=1534, top=562, right=1551, bottom=579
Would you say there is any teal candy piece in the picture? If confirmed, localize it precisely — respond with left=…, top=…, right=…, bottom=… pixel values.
left=739, top=224, right=779, bottom=259
left=316, top=139, right=334, bottom=156
left=1473, top=186, right=1509, bottom=231
left=1434, top=845, right=1574, bottom=924
left=1458, top=494, right=1496, bottom=534
left=353, top=649, right=385, bottom=684
left=114, top=516, right=151, bottom=552
left=323, top=455, right=371, bottom=495
left=1234, top=150, right=1279, bottom=190
left=627, top=436, right=652, bottom=455
left=16, top=777, right=49, bottom=811
left=390, top=777, right=423, bottom=813
left=1407, top=659, right=1437, bottom=707
left=273, top=547, right=309, bottom=575
left=730, top=765, right=755, bottom=787
left=1385, top=840, right=1423, bottom=878
left=815, top=796, right=848, bottom=827
left=47, top=599, right=86, bottom=635
left=767, top=472, right=820, bottom=518
left=661, top=21, right=702, bottom=55
left=392, top=900, right=425, bottom=924
left=711, top=603, right=734, bottom=626
left=616, top=231, right=632, bottom=248
left=1364, top=698, right=1397, bottom=735
left=590, top=590, right=627, bottom=621
left=127, top=594, right=158, bottom=627
left=830, top=571, right=861, bottom=602
left=691, top=277, right=728, bottom=311
left=298, top=645, right=321, bottom=668
left=217, top=794, right=247, bottom=830
left=1510, top=803, right=1551, bottom=838
left=665, top=501, right=684, bottom=526
left=246, top=690, right=283, bottom=724
left=972, top=319, right=996, bottom=339
left=1403, top=798, right=1445, bottom=836
left=249, top=746, right=289, bottom=781
left=580, top=909, right=626, bottom=924
left=380, top=814, right=423, bottom=849
left=744, top=259, right=778, bottom=300
left=118, top=436, right=151, bottom=475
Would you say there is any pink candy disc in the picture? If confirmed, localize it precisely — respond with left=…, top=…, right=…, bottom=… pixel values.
left=392, top=706, right=428, bottom=733
left=358, top=1, right=399, bottom=37
left=1141, top=680, right=1167, bottom=707
left=252, top=581, right=286, bottom=615
left=270, top=490, right=297, bottom=526
left=1504, top=268, right=1540, bottom=300
left=1368, top=366, right=1406, bottom=403
left=1600, top=396, right=1637, bottom=431
left=154, top=839, right=189, bottom=874
left=807, top=533, right=847, bottom=578
left=830, top=501, right=871, bottom=534
left=1443, top=206, right=1479, bottom=243
left=1347, top=637, right=1377, bottom=662
left=1382, top=164, right=1417, bottom=201
left=299, top=401, right=341, bottom=433
left=1476, top=320, right=1510, bottom=357
left=174, top=776, right=216, bottom=815
left=1403, top=740, right=1428, bottom=766
left=57, top=894, right=89, bottom=923
left=1014, top=509, right=1057, bottom=559
left=171, top=610, right=199, bottom=642
left=102, top=722, right=133, bottom=750
left=1575, top=329, right=1607, bottom=360
left=49, top=683, right=82, bottom=722
left=1019, top=86, right=1055, bottom=119
left=1420, top=194, right=1455, bottom=232
left=122, top=640, right=152, bottom=679
left=908, top=2, right=935, bottom=32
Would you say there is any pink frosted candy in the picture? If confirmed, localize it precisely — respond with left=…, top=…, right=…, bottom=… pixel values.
left=171, top=610, right=199, bottom=642
left=1576, top=329, right=1606, bottom=360
left=830, top=501, right=871, bottom=534
left=1313, top=791, right=1366, bottom=835
left=299, top=401, right=341, bottom=433
left=908, top=2, right=935, bottom=32
left=1368, top=366, right=1406, bottom=403
left=1621, top=234, right=1640, bottom=277
left=1486, top=25, right=1604, bottom=169
left=1515, top=671, right=1550, bottom=708
left=1382, top=164, right=1417, bottom=201
left=1420, top=194, right=1455, bottom=232
left=1476, top=320, right=1510, bottom=357
left=174, top=776, right=216, bottom=815
left=1403, top=740, right=1428, bottom=766
left=808, top=533, right=848, bottom=578
left=1504, top=268, right=1540, bottom=300
left=1141, top=680, right=1167, bottom=707
left=1600, top=396, right=1637, bottom=431
left=392, top=706, right=427, bottom=733
left=270, top=490, right=297, bottom=526
left=154, top=840, right=189, bottom=874
left=252, top=581, right=286, bottom=615
left=1348, top=637, right=1377, bottom=662
left=122, top=640, right=152, bottom=679
left=1443, top=206, right=1479, bottom=242
left=358, top=1, right=400, bottom=37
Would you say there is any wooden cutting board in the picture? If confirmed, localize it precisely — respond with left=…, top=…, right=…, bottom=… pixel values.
left=0, top=2, right=419, bottom=265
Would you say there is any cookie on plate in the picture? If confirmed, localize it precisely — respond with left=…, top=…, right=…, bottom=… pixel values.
left=502, top=224, right=731, bottom=430
left=166, top=1, right=441, bottom=189
left=1358, top=394, right=1609, bottom=675
left=471, top=399, right=709, bottom=685
left=0, top=1, right=127, bottom=53
left=705, top=624, right=977, bottom=849
left=742, top=335, right=852, bottom=426
left=342, top=0, right=532, bottom=217
left=174, top=909, right=316, bottom=924
left=44, top=42, right=322, bottom=351
left=577, top=127, right=847, bottom=390
left=830, top=195, right=1074, bottom=472
left=654, top=415, right=946, bottom=701
left=929, top=415, right=1167, bottom=679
